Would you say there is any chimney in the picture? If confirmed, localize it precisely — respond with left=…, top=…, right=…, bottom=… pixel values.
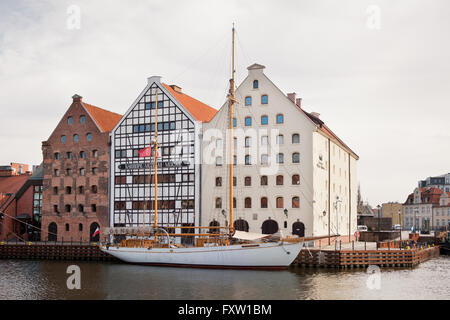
left=296, top=98, right=302, bottom=107
left=72, top=94, right=83, bottom=102
left=287, top=93, right=296, bottom=103
left=169, top=85, right=182, bottom=93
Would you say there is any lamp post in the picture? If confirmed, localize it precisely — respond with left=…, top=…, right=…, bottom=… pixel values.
left=398, top=208, right=402, bottom=242
left=334, top=196, right=342, bottom=236
left=377, top=205, right=381, bottom=232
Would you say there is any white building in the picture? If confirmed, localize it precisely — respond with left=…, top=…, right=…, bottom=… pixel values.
left=109, top=77, right=216, bottom=243
left=201, top=63, right=359, bottom=243
left=418, top=173, right=450, bottom=193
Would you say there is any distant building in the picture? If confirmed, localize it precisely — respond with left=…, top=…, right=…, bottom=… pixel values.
left=0, top=164, right=43, bottom=241
left=418, top=173, right=450, bottom=192
left=381, top=202, right=403, bottom=226
left=403, top=187, right=450, bottom=231
left=41, top=95, right=122, bottom=242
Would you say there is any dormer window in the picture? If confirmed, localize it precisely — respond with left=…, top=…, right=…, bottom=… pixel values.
left=253, top=80, right=259, bottom=89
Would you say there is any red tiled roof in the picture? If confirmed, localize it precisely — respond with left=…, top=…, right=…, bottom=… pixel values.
left=0, top=175, right=30, bottom=194
left=163, top=83, right=217, bottom=123
left=404, top=187, right=449, bottom=205
left=82, top=103, right=122, bottom=132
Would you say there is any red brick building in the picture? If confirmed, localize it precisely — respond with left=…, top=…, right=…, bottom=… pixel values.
left=0, top=165, right=43, bottom=241
left=41, top=94, right=121, bottom=242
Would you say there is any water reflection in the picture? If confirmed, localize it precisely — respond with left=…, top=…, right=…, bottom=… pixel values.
left=0, top=257, right=448, bottom=300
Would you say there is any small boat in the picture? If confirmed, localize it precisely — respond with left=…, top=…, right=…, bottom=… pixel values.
left=100, top=25, right=304, bottom=269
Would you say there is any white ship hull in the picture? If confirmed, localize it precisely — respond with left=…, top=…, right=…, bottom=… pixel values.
left=100, top=241, right=303, bottom=270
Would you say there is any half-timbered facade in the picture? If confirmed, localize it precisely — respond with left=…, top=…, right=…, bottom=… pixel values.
left=109, top=77, right=216, bottom=241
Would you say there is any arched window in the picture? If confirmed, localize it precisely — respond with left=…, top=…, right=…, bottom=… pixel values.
left=245, top=116, right=252, bottom=126
left=61, top=135, right=66, bottom=143
left=215, top=177, right=222, bottom=187
left=253, top=80, right=258, bottom=89
left=292, top=196, right=300, bottom=208
left=276, top=175, right=284, bottom=185
left=292, top=221, right=305, bottom=237
left=78, top=187, right=84, bottom=195
left=245, top=136, right=252, bottom=147
left=292, top=152, right=300, bottom=163
left=292, top=174, right=300, bottom=185
left=260, top=175, right=268, bottom=186
left=73, top=134, right=79, bottom=142
left=277, top=153, right=284, bottom=164
left=86, top=133, right=92, bottom=142
left=261, top=95, right=268, bottom=104
left=292, top=134, right=300, bottom=144
left=244, top=176, right=251, bottom=186
left=245, top=155, right=251, bottom=165
left=244, top=197, right=252, bottom=208
left=80, top=115, right=86, bottom=124
left=261, top=115, right=268, bottom=125
left=66, top=168, right=72, bottom=176
left=245, top=96, right=252, bottom=106
left=276, top=197, right=284, bottom=208
left=79, top=151, right=85, bottom=158
left=209, top=220, right=220, bottom=234
left=262, top=219, right=279, bottom=234
left=215, top=198, right=222, bottom=209
left=68, top=116, right=73, bottom=125
left=65, top=223, right=70, bottom=232
left=79, top=223, right=83, bottom=232
left=276, top=134, right=284, bottom=144
left=65, top=186, right=72, bottom=194
left=54, top=153, right=60, bottom=160
left=78, top=204, right=84, bottom=213
left=91, top=185, right=98, bottom=194
left=261, top=197, right=268, bottom=208
left=79, top=168, right=85, bottom=176
left=276, top=114, right=284, bottom=124
left=65, top=204, right=71, bottom=212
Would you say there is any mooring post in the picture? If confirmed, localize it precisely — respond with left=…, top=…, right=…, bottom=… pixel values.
left=352, top=240, right=354, bottom=251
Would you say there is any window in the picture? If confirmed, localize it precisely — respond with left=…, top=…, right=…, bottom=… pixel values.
left=244, top=176, right=252, bottom=186
left=65, top=224, right=70, bottom=232
left=78, top=186, right=84, bottom=194
left=245, top=117, right=252, bottom=126
left=114, top=201, right=126, bottom=210
left=261, top=115, right=268, bottom=125
left=245, top=137, right=252, bottom=147
left=92, top=167, right=98, bottom=175
left=292, top=174, right=300, bottom=185
left=91, top=185, right=98, bottom=194
left=68, top=116, right=73, bottom=125
left=53, top=205, right=58, bottom=213
left=276, top=197, right=284, bottom=208
left=91, top=204, right=97, bottom=212
left=277, top=153, right=284, bottom=164
left=233, top=155, right=237, bottom=166
left=253, top=80, right=258, bottom=89
left=261, top=197, right=268, bottom=208
left=54, top=169, right=59, bottom=177
left=92, top=150, right=98, bottom=158
left=66, top=186, right=72, bottom=194
left=245, top=96, right=252, bottom=106
left=292, top=152, right=300, bottom=163
left=215, top=198, right=222, bottom=209
left=291, top=133, right=299, bottom=143
left=233, top=118, right=237, bottom=127
left=65, top=204, right=71, bottom=213
left=261, top=95, right=268, bottom=104
left=61, top=135, right=66, bottom=143
left=261, top=154, right=268, bottom=165
left=66, top=168, right=72, bottom=176
left=79, top=168, right=85, bottom=176
left=261, top=176, right=268, bottom=186
left=215, top=177, right=222, bottom=187
left=216, top=156, right=223, bottom=166
left=276, top=175, right=284, bottom=185
left=276, top=135, right=284, bottom=145
left=261, top=136, right=268, bottom=145
left=79, top=223, right=83, bottom=231
left=233, top=197, right=236, bottom=208
left=53, top=187, right=58, bottom=195
left=245, top=197, right=252, bottom=208
left=86, top=133, right=92, bottom=142
left=245, top=155, right=251, bottom=165
left=78, top=204, right=84, bottom=213
left=80, top=115, right=86, bottom=124
left=67, top=152, right=72, bottom=159
left=276, top=114, right=284, bottom=124
left=73, top=134, right=79, bottom=142
left=233, top=176, right=237, bottom=187
left=115, top=150, right=127, bottom=158
left=80, top=151, right=85, bottom=159
left=292, top=197, right=300, bottom=208
left=54, top=153, right=60, bottom=160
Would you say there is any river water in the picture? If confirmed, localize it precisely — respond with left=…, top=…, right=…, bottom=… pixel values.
left=0, top=256, right=448, bottom=300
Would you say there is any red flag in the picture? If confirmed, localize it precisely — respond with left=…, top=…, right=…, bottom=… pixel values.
left=93, top=227, right=100, bottom=237
left=138, top=146, right=152, bottom=158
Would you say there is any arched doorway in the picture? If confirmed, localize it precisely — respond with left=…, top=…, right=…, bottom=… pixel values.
left=209, top=220, right=220, bottom=234
left=90, top=222, right=100, bottom=242
left=234, top=219, right=249, bottom=232
left=292, top=221, right=305, bottom=237
left=261, top=219, right=279, bottom=234
left=48, top=222, right=57, bottom=241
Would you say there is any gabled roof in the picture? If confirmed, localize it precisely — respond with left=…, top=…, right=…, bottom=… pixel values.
left=404, top=187, right=450, bottom=205
left=81, top=103, right=122, bottom=132
left=162, top=83, right=217, bottom=123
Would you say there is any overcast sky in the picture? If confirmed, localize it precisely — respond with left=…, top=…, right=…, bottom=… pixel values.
left=1, top=0, right=449, bottom=206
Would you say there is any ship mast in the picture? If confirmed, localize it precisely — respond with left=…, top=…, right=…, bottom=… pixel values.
left=228, top=24, right=236, bottom=236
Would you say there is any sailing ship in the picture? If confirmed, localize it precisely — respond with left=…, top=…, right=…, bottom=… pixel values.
left=100, top=26, right=304, bottom=269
